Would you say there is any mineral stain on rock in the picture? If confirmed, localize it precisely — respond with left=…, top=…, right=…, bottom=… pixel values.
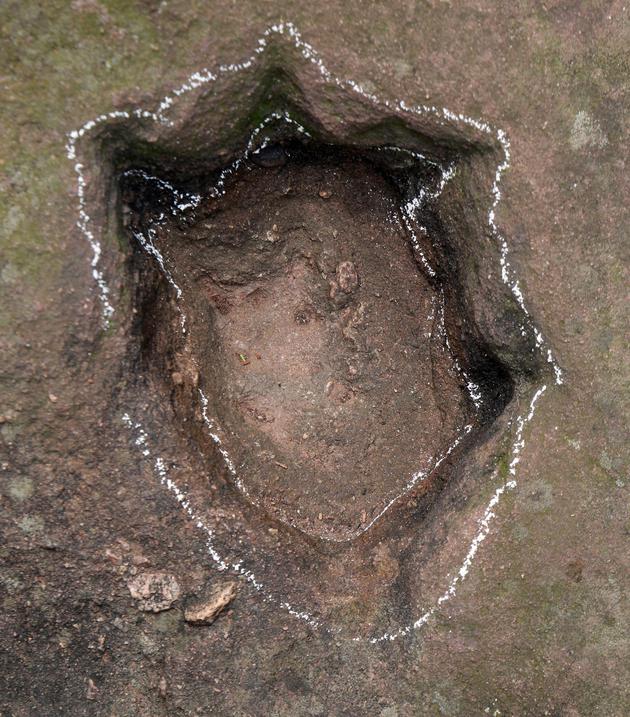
left=569, top=110, right=608, bottom=151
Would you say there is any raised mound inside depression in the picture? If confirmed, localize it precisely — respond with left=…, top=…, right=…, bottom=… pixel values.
left=122, top=139, right=487, bottom=542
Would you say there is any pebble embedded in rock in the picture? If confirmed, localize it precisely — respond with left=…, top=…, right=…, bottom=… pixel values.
left=127, top=572, right=181, bottom=612
left=86, top=678, right=99, bottom=701
left=184, top=581, right=237, bottom=625
left=336, top=261, right=359, bottom=294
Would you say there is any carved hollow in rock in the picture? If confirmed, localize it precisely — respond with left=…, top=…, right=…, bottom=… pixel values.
left=115, top=101, right=538, bottom=545
left=68, top=50, right=559, bottom=570
left=66, top=28, right=562, bottom=635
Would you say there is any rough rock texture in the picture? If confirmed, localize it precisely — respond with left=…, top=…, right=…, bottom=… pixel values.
left=0, top=2, right=628, bottom=716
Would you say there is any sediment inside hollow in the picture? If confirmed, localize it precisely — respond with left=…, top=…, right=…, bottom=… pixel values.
left=121, top=136, right=511, bottom=541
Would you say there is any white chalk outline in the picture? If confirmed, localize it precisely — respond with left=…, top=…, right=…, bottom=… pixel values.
left=67, top=22, right=564, bottom=640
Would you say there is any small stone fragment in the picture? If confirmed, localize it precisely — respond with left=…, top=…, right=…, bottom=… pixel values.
left=127, top=572, right=181, bottom=612
left=86, top=678, right=99, bottom=701
left=184, top=582, right=237, bottom=625
left=336, top=261, right=359, bottom=294
left=318, top=189, right=332, bottom=198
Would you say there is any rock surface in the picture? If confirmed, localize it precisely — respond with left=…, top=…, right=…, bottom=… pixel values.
left=0, top=2, right=627, bottom=716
